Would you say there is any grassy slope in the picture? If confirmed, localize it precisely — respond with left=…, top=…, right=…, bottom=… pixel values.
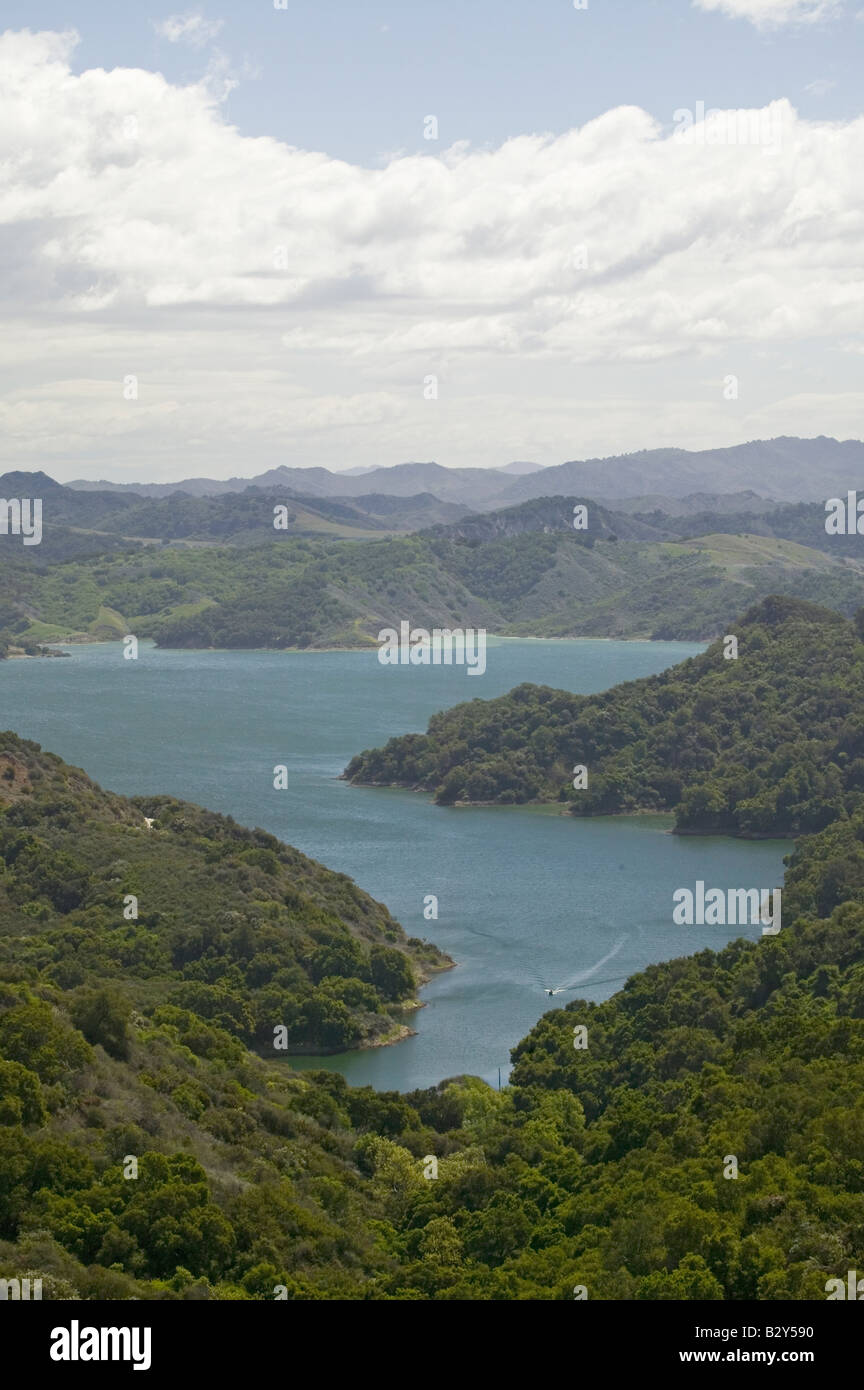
left=3, top=523, right=864, bottom=650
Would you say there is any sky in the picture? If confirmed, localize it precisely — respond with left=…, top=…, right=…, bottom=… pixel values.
left=0, top=0, right=862, bottom=481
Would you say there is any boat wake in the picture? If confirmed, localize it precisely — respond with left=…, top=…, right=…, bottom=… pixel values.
left=544, top=936, right=629, bottom=996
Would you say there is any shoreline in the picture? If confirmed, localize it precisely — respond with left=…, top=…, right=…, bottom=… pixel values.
left=39, top=631, right=711, bottom=655
left=280, top=953, right=456, bottom=1058
left=280, top=1023, right=418, bottom=1058
left=346, top=778, right=796, bottom=841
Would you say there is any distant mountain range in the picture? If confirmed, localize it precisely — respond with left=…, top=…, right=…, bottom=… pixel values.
left=338, top=459, right=545, bottom=478
left=62, top=437, right=864, bottom=510
left=0, top=471, right=471, bottom=560
left=66, top=462, right=520, bottom=508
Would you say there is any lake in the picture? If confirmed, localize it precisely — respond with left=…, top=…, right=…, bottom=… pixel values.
left=0, top=638, right=790, bottom=1091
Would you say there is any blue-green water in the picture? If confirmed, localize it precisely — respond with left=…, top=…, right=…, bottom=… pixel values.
left=0, top=639, right=790, bottom=1091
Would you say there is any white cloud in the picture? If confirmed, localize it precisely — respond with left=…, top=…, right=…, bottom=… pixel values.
left=0, top=28, right=862, bottom=478
left=693, top=0, right=844, bottom=28
left=153, top=11, right=224, bottom=47
left=804, top=78, right=837, bottom=94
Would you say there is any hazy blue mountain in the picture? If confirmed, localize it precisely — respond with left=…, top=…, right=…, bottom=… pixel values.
left=63, top=437, right=864, bottom=510
left=498, top=436, right=864, bottom=505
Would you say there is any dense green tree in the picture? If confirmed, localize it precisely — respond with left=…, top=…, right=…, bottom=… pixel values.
left=69, top=986, right=131, bottom=1060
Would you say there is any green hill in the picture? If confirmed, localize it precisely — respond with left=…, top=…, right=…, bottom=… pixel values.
left=0, top=732, right=449, bottom=1055
left=4, top=472, right=864, bottom=651
left=346, top=596, right=864, bottom=837
left=4, top=506, right=864, bottom=652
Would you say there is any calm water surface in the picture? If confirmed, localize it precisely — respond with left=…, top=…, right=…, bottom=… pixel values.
left=0, top=639, right=789, bottom=1090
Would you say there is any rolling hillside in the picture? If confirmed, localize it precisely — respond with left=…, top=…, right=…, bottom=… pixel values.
left=4, top=469, right=864, bottom=652
left=3, top=522, right=864, bottom=652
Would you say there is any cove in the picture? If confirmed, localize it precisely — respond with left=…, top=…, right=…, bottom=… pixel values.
left=0, top=637, right=790, bottom=1092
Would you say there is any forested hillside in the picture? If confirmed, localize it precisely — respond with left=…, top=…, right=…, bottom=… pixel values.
left=0, top=733, right=448, bottom=1054
left=346, top=597, right=864, bottom=837
left=2, top=723, right=864, bottom=1298
left=647, top=499, right=864, bottom=557
left=3, top=490, right=864, bottom=651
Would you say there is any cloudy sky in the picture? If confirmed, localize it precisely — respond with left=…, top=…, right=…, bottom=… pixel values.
left=1, top=0, right=862, bottom=481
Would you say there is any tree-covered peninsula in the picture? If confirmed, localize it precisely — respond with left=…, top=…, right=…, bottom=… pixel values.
left=346, top=597, right=864, bottom=838
left=0, top=732, right=448, bottom=1055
